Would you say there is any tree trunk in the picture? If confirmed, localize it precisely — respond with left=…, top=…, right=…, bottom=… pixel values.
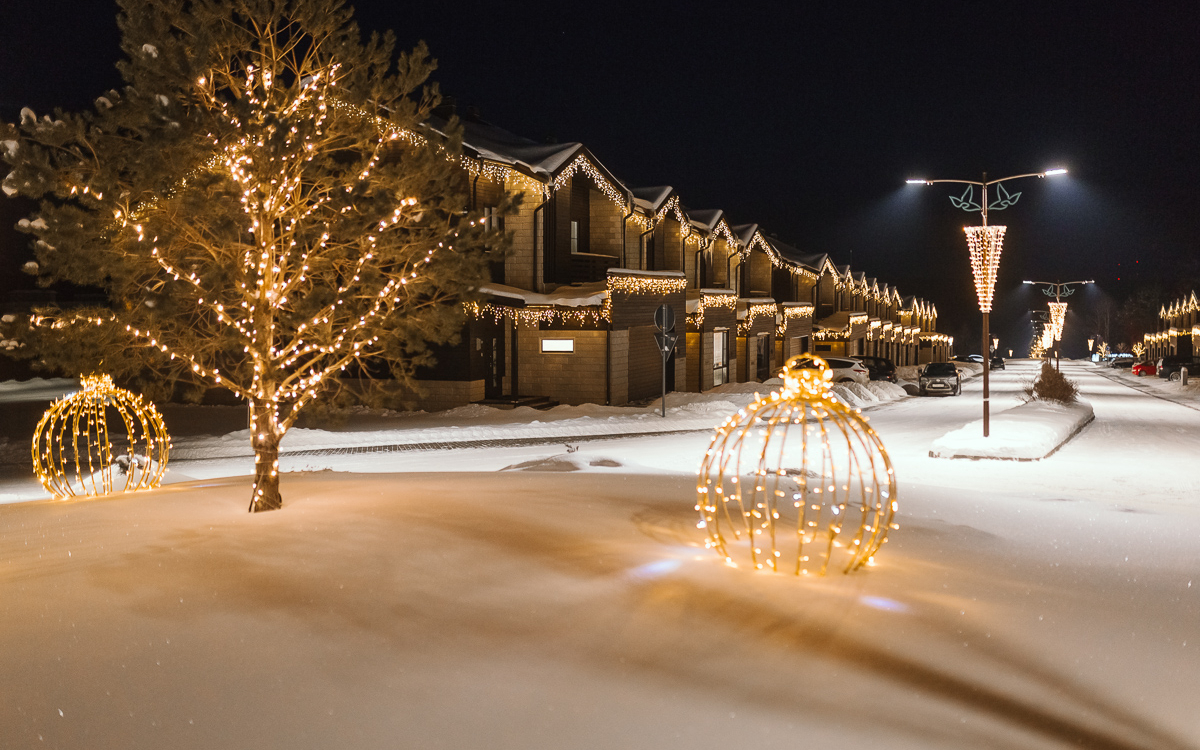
left=249, top=399, right=283, bottom=512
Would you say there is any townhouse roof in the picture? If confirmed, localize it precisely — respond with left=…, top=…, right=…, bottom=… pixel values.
left=436, top=116, right=584, bottom=176
left=686, top=209, right=724, bottom=231
left=478, top=281, right=607, bottom=308
left=630, top=186, right=674, bottom=210
left=730, top=223, right=759, bottom=246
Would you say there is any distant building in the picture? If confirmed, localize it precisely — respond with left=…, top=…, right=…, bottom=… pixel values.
left=363, top=111, right=953, bottom=409
left=1144, top=292, right=1198, bottom=361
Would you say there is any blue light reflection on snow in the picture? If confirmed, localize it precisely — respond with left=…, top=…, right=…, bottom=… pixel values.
left=858, top=595, right=910, bottom=613
left=627, top=559, right=682, bottom=580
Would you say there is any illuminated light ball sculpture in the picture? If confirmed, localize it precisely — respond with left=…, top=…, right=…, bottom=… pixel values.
left=32, top=374, right=170, bottom=499
left=696, top=355, right=897, bottom=575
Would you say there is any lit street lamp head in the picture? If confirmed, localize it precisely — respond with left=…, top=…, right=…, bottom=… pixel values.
left=1043, top=168, right=1068, bottom=176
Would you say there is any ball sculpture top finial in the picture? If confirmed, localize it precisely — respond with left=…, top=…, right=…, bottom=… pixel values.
left=696, top=354, right=897, bottom=575
left=32, top=374, right=170, bottom=499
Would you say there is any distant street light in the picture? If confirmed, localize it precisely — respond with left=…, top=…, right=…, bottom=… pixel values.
left=1023, top=280, right=1095, bottom=370
left=907, top=168, right=1068, bottom=436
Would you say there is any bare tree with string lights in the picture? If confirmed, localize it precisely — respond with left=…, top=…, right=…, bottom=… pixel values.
left=1, top=0, right=507, bottom=511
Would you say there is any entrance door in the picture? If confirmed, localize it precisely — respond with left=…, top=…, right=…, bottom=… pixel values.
left=756, top=334, right=771, bottom=381
left=484, top=336, right=504, bottom=398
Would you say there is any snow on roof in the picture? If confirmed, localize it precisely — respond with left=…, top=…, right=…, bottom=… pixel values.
left=730, top=223, right=759, bottom=245
left=816, top=310, right=862, bottom=329
left=607, top=268, right=685, bottom=279
left=479, top=282, right=607, bottom=307
left=447, top=117, right=582, bottom=176
left=687, top=209, right=723, bottom=230
left=763, top=237, right=826, bottom=273
left=630, top=186, right=674, bottom=210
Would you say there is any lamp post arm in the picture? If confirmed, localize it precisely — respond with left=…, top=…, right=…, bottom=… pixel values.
left=920, top=179, right=984, bottom=187
left=985, top=172, right=1051, bottom=186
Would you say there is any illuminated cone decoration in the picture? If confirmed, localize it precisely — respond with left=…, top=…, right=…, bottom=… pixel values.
left=1048, top=302, right=1067, bottom=341
left=32, top=375, right=170, bottom=499
left=696, top=355, right=897, bottom=575
left=963, top=225, right=1007, bottom=312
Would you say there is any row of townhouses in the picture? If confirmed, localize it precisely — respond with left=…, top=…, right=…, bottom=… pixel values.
left=404, top=113, right=952, bottom=410
left=1143, top=292, right=1198, bottom=360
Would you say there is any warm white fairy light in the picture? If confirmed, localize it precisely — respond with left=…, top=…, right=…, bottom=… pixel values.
left=607, top=273, right=687, bottom=296
left=1048, top=302, right=1068, bottom=342
left=963, top=225, right=1007, bottom=313
left=745, top=232, right=819, bottom=281
left=32, top=374, right=169, bottom=499
left=738, top=302, right=779, bottom=336
left=464, top=272, right=684, bottom=327
left=552, top=154, right=628, bottom=209
left=464, top=301, right=607, bottom=326
left=690, top=290, right=738, bottom=327
left=776, top=303, right=815, bottom=336
left=696, top=355, right=897, bottom=575
left=812, top=312, right=869, bottom=340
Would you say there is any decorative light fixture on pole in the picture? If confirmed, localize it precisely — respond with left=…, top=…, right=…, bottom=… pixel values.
left=1023, top=280, right=1094, bottom=370
left=907, top=168, right=1068, bottom=436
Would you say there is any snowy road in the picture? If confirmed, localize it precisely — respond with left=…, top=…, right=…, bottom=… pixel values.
left=2, top=361, right=1199, bottom=749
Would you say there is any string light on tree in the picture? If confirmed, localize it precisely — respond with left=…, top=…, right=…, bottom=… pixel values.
left=3, top=1, right=502, bottom=513
left=696, top=355, right=897, bottom=575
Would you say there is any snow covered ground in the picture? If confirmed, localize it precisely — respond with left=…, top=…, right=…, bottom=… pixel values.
left=2, top=360, right=1199, bottom=749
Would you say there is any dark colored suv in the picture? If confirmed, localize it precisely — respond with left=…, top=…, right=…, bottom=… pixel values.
left=1157, top=355, right=1199, bottom=381
left=854, top=355, right=897, bottom=382
left=918, top=362, right=962, bottom=396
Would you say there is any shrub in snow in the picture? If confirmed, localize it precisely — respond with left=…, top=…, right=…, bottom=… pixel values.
left=1029, top=362, right=1079, bottom=404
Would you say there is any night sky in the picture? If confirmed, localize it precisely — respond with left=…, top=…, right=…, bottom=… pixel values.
left=3, top=1, right=1198, bottom=355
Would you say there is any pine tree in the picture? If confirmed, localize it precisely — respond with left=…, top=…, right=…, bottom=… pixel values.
left=1, top=0, right=507, bottom=511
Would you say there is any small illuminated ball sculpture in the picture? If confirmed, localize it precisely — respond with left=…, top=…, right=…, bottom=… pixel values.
left=696, top=355, right=897, bottom=575
left=32, top=374, right=170, bottom=499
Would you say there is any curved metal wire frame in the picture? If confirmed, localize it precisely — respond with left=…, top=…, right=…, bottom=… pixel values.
left=32, top=375, right=170, bottom=499
left=696, top=355, right=897, bottom=575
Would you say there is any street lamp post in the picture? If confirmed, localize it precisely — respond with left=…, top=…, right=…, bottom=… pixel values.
left=1023, top=280, right=1094, bottom=370
left=907, top=168, right=1067, bottom=437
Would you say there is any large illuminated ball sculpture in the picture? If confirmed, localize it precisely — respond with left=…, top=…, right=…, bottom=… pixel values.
left=696, top=355, right=897, bottom=575
left=32, top=374, right=170, bottom=499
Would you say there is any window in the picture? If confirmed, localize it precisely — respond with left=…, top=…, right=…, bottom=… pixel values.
left=541, top=338, right=574, bottom=353
left=570, top=220, right=579, bottom=253
left=482, top=206, right=502, bottom=231
left=712, top=329, right=729, bottom=386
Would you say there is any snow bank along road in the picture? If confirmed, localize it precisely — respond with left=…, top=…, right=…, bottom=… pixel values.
left=2, top=361, right=1199, bottom=749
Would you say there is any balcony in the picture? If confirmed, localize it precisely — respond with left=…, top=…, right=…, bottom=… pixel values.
left=570, top=252, right=620, bottom=284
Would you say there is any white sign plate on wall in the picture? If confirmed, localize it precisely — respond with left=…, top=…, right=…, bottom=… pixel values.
left=541, top=339, right=575, bottom=353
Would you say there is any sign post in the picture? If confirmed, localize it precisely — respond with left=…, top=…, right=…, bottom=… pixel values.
left=653, top=304, right=677, bottom=418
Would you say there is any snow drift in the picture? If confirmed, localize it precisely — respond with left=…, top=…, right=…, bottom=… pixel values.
left=928, top=398, right=1094, bottom=460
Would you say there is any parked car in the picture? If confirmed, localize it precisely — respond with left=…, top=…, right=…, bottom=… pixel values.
left=1156, top=355, right=1199, bottom=381
left=794, top=356, right=869, bottom=384
left=953, top=354, right=985, bottom=364
left=918, top=362, right=962, bottom=396
left=1110, top=359, right=1134, bottom=369
left=1131, top=360, right=1157, bottom=377
left=854, top=355, right=897, bottom=382
left=990, top=354, right=1005, bottom=370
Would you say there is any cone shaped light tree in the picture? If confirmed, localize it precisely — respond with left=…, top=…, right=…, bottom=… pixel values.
left=906, top=168, right=1067, bottom=436
left=1, top=0, right=507, bottom=511
left=1022, top=280, right=1094, bottom=370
